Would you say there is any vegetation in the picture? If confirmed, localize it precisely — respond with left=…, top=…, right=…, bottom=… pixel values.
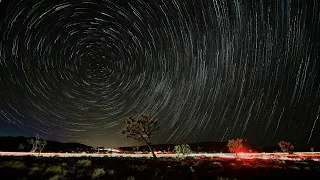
left=174, top=144, right=192, bottom=160
left=311, top=147, right=314, bottom=152
left=278, top=141, right=294, bottom=153
left=1, top=136, right=319, bottom=179
left=0, top=156, right=319, bottom=180
left=227, top=138, right=243, bottom=158
left=27, top=135, right=40, bottom=152
left=197, top=146, right=202, bottom=153
left=122, top=114, right=159, bottom=158
left=92, top=168, right=106, bottom=179
left=27, top=135, right=47, bottom=155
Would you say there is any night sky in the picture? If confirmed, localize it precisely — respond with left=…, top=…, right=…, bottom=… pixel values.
left=0, top=0, right=319, bottom=148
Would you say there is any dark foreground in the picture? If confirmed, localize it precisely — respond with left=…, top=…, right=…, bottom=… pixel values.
left=0, top=156, right=319, bottom=180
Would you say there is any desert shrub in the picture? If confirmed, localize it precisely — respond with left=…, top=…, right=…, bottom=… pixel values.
left=127, top=176, right=135, bottom=180
left=0, top=161, right=26, bottom=169
left=0, top=161, right=10, bottom=168
left=217, top=177, right=237, bottom=180
left=32, top=163, right=40, bottom=167
left=228, top=162, right=236, bottom=167
left=14, top=157, right=24, bottom=160
left=69, top=160, right=91, bottom=178
left=76, top=169, right=87, bottom=178
left=304, top=166, right=311, bottom=171
left=289, top=165, right=300, bottom=170
left=271, top=159, right=286, bottom=165
left=29, top=166, right=42, bottom=175
left=269, top=159, right=280, bottom=164
left=272, top=165, right=282, bottom=169
left=91, top=168, right=106, bottom=179
left=48, top=175, right=62, bottom=180
left=156, top=157, right=169, bottom=162
left=174, top=144, right=192, bottom=160
left=11, top=161, right=25, bottom=169
left=106, top=169, right=115, bottom=176
left=77, top=159, right=91, bottom=167
left=314, top=166, right=320, bottom=172
left=180, top=160, right=188, bottom=166
left=211, top=161, right=223, bottom=168
left=45, top=166, right=62, bottom=174
left=61, top=162, right=68, bottom=167
left=129, top=164, right=148, bottom=172
left=295, top=161, right=308, bottom=165
left=17, top=177, right=27, bottom=180
left=174, top=144, right=192, bottom=155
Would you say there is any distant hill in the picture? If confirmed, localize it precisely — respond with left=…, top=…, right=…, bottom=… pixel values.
left=118, top=141, right=263, bottom=153
left=119, top=141, right=320, bottom=153
left=0, top=136, right=94, bottom=152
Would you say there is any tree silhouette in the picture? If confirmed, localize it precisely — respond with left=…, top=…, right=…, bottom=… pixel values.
left=227, top=138, right=243, bottom=158
left=27, top=135, right=40, bottom=152
left=27, top=134, right=47, bottom=155
left=197, top=146, right=202, bottom=153
left=278, top=141, right=294, bottom=153
left=174, top=144, right=192, bottom=160
left=122, top=114, right=159, bottom=158
left=38, top=140, right=47, bottom=156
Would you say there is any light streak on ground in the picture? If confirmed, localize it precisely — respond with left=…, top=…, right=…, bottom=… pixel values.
left=0, top=152, right=320, bottom=161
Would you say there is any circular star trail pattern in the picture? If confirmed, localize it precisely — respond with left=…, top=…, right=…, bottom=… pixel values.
left=0, top=0, right=320, bottom=147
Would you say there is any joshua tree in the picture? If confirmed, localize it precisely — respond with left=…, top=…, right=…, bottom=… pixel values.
left=38, top=140, right=47, bottom=156
left=18, top=143, right=25, bottom=150
left=197, top=146, right=202, bottom=153
left=227, top=138, right=243, bottom=158
left=28, top=135, right=47, bottom=155
left=122, top=114, right=159, bottom=158
left=28, top=135, right=40, bottom=152
left=311, top=147, right=314, bottom=152
left=174, top=144, right=192, bottom=159
left=278, top=141, right=294, bottom=153
left=134, top=144, right=140, bottom=152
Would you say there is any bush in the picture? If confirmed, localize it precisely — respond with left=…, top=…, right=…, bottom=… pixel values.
left=289, top=166, right=300, bottom=170
left=174, top=144, right=192, bottom=160
left=217, top=177, right=237, bottom=180
left=0, top=161, right=26, bottom=169
left=61, top=162, right=68, bottom=167
left=29, top=166, right=42, bottom=175
left=77, top=159, right=91, bottom=167
left=211, top=161, right=222, bottom=168
left=130, top=164, right=148, bottom=172
left=304, top=166, right=311, bottom=171
left=174, top=144, right=192, bottom=155
left=91, top=168, right=106, bottom=179
left=107, top=169, right=115, bottom=176
left=127, top=176, right=135, bottom=180
left=48, top=175, right=62, bottom=180
left=45, top=166, right=62, bottom=174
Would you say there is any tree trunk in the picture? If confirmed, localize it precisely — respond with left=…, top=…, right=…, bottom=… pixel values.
left=143, top=136, right=157, bottom=158
left=147, top=144, right=157, bottom=158
left=30, top=143, right=37, bottom=152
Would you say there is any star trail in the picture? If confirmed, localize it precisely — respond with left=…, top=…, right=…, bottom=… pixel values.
left=0, top=0, right=319, bottom=147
